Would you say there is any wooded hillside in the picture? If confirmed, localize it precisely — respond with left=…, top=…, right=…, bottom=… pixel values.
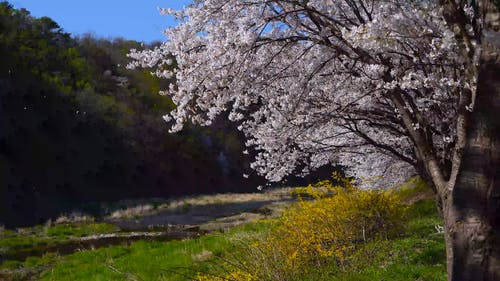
left=0, top=3, right=268, bottom=227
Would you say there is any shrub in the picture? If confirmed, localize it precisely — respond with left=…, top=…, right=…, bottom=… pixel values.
left=197, top=174, right=408, bottom=280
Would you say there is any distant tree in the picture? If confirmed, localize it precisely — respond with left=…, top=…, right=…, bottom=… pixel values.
left=1, top=2, right=261, bottom=227
left=129, top=0, right=500, bottom=279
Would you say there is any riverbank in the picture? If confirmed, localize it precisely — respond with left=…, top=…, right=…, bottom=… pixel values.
left=0, top=188, right=294, bottom=280
left=1, top=180, right=446, bottom=281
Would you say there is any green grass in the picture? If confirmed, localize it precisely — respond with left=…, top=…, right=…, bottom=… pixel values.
left=0, top=223, right=119, bottom=257
left=44, top=223, right=118, bottom=238
left=395, top=177, right=434, bottom=201
left=326, top=233, right=445, bottom=280
left=0, top=253, right=61, bottom=280
left=2, top=181, right=445, bottom=281
left=38, top=222, right=270, bottom=281
left=302, top=183, right=446, bottom=281
left=0, top=223, right=121, bottom=280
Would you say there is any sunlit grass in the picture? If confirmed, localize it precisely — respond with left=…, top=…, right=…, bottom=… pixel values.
left=2, top=179, right=445, bottom=281
left=0, top=223, right=118, bottom=253
left=37, top=222, right=270, bottom=281
left=194, top=178, right=445, bottom=281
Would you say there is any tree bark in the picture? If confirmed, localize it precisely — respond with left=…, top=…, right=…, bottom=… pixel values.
left=443, top=60, right=500, bottom=279
left=442, top=2, right=500, bottom=279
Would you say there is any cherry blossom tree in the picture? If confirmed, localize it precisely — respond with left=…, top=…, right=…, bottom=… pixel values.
left=128, top=0, right=499, bottom=279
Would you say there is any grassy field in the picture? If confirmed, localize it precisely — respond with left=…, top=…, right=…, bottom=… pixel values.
left=328, top=199, right=445, bottom=281
left=1, top=179, right=446, bottom=280
left=0, top=223, right=118, bottom=256
left=38, top=222, right=271, bottom=281
left=1, top=222, right=271, bottom=281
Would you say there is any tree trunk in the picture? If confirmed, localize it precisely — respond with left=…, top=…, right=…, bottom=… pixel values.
left=442, top=3, right=500, bottom=278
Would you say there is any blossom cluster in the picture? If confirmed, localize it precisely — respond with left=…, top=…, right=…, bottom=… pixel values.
left=128, top=0, right=474, bottom=186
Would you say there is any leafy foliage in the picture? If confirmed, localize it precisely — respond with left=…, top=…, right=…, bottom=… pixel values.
left=0, top=2, right=261, bottom=227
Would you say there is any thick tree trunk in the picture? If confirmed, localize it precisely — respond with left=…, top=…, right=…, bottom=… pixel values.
left=442, top=4, right=500, bottom=278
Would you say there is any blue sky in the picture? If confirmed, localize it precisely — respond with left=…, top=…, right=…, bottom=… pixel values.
left=9, top=0, right=191, bottom=42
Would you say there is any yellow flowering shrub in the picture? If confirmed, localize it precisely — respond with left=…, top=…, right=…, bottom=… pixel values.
left=291, top=171, right=351, bottom=199
left=196, top=270, right=257, bottom=281
left=196, top=173, right=408, bottom=281
left=251, top=174, right=407, bottom=279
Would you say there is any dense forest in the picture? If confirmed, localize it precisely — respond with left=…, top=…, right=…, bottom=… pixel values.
left=0, top=2, right=271, bottom=227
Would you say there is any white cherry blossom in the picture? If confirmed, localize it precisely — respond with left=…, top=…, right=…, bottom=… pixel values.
left=128, top=0, right=477, bottom=188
